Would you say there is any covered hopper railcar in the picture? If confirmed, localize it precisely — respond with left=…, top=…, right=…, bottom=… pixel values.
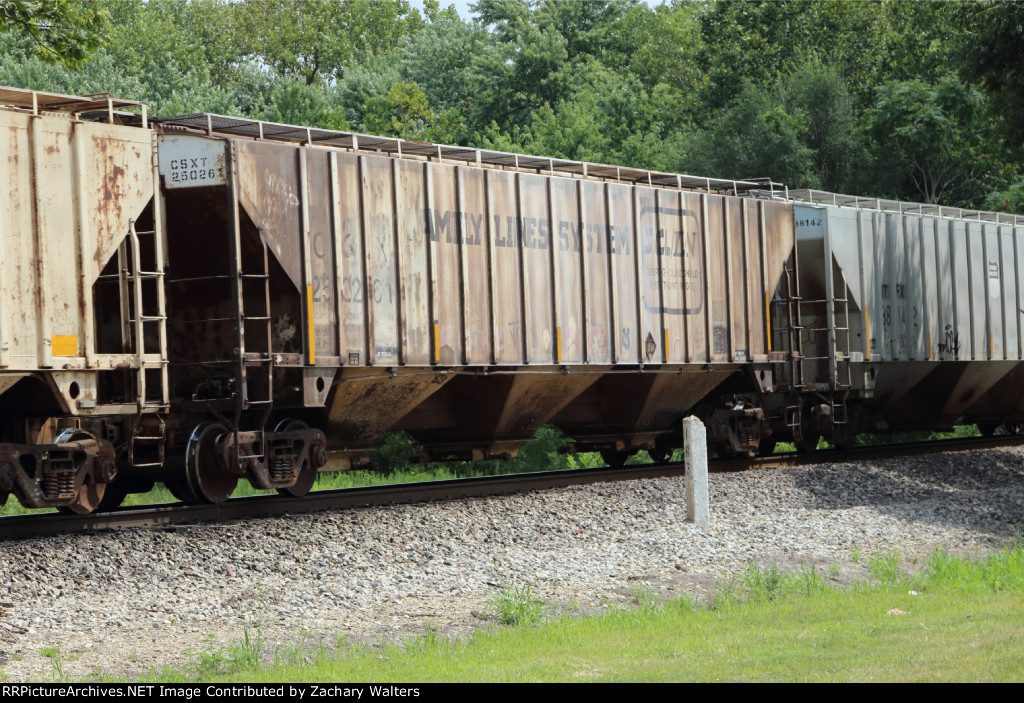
left=1, top=85, right=1022, bottom=514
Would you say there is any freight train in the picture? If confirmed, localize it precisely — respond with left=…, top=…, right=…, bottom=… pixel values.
left=2, top=85, right=1022, bottom=514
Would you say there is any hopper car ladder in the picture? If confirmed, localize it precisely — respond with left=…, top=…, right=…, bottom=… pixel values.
left=109, top=220, right=170, bottom=466
left=774, top=250, right=856, bottom=442
left=769, top=258, right=811, bottom=442
left=163, top=243, right=275, bottom=417
left=163, top=226, right=275, bottom=468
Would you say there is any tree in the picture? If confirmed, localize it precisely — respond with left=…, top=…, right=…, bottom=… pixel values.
left=695, top=0, right=959, bottom=110
left=0, top=0, right=106, bottom=65
left=398, top=13, right=496, bottom=122
left=259, top=79, right=349, bottom=130
left=678, top=79, right=817, bottom=187
left=867, top=77, right=1004, bottom=205
left=363, top=81, right=433, bottom=139
left=957, top=0, right=1024, bottom=153
left=232, top=0, right=426, bottom=86
left=609, top=1, right=704, bottom=95
left=780, top=58, right=862, bottom=193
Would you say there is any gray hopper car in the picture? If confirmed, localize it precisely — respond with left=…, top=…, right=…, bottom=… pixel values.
left=1, top=85, right=1022, bottom=514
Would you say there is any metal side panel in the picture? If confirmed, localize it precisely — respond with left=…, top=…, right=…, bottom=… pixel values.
left=550, top=176, right=582, bottom=363
left=859, top=210, right=877, bottom=361
left=725, top=198, right=747, bottom=361
left=518, top=173, right=554, bottom=364
left=235, top=139, right=303, bottom=290
left=487, top=170, right=524, bottom=364
left=744, top=201, right=767, bottom=359
left=873, top=213, right=891, bottom=362
left=824, top=205, right=864, bottom=308
left=920, top=218, right=939, bottom=360
left=967, top=222, right=987, bottom=360
left=608, top=183, right=639, bottom=363
left=0, top=112, right=154, bottom=373
left=999, top=225, right=1018, bottom=360
left=81, top=121, right=155, bottom=291
left=0, top=111, right=36, bottom=368
left=983, top=223, right=1004, bottom=360
left=935, top=219, right=956, bottom=360
left=662, top=190, right=692, bottom=363
left=425, top=162, right=462, bottom=366
left=706, top=194, right=729, bottom=362
left=892, top=212, right=910, bottom=361
left=360, top=154, right=399, bottom=365
left=635, top=186, right=661, bottom=362
left=904, top=215, right=925, bottom=360
left=332, top=152, right=368, bottom=366
left=458, top=166, right=492, bottom=365
left=395, top=158, right=429, bottom=366
left=762, top=199, right=795, bottom=305
left=581, top=180, right=612, bottom=363
left=304, top=148, right=339, bottom=360
left=951, top=220, right=971, bottom=360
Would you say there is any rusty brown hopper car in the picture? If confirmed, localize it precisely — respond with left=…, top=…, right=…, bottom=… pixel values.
left=148, top=111, right=802, bottom=486
left=3, top=85, right=1024, bottom=514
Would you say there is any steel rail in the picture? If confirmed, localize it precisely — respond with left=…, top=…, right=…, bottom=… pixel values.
left=2, top=434, right=1023, bottom=540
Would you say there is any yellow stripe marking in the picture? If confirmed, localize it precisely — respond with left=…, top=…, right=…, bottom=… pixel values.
left=865, top=305, right=871, bottom=361
left=52, top=335, right=78, bottom=356
left=663, top=328, right=669, bottom=362
left=306, top=284, right=316, bottom=365
left=556, top=326, right=563, bottom=363
left=434, top=322, right=440, bottom=363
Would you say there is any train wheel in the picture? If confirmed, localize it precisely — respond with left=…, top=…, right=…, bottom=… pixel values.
left=95, top=481, right=130, bottom=512
left=56, top=475, right=106, bottom=515
left=164, top=479, right=198, bottom=504
left=275, top=419, right=317, bottom=498
left=184, top=422, right=237, bottom=504
left=977, top=423, right=999, bottom=438
left=95, top=476, right=154, bottom=512
left=794, top=406, right=821, bottom=454
left=795, top=420, right=820, bottom=453
left=600, top=450, right=632, bottom=468
left=55, top=430, right=108, bottom=515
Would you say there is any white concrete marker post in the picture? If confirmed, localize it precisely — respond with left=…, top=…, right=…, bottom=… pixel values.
left=683, top=416, right=709, bottom=526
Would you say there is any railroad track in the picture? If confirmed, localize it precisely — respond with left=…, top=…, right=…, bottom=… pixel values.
left=2, top=434, right=1023, bottom=540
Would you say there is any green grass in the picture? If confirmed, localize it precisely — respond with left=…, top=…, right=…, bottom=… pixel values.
left=96, top=542, right=1024, bottom=683
left=491, top=580, right=545, bottom=626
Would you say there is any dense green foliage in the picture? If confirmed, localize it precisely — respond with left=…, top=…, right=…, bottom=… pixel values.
left=1, top=0, right=1022, bottom=209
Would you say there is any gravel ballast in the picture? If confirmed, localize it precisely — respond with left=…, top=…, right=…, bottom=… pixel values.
left=1, top=447, right=1022, bottom=680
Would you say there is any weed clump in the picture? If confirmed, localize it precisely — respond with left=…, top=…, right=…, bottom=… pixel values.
left=492, top=580, right=544, bottom=626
